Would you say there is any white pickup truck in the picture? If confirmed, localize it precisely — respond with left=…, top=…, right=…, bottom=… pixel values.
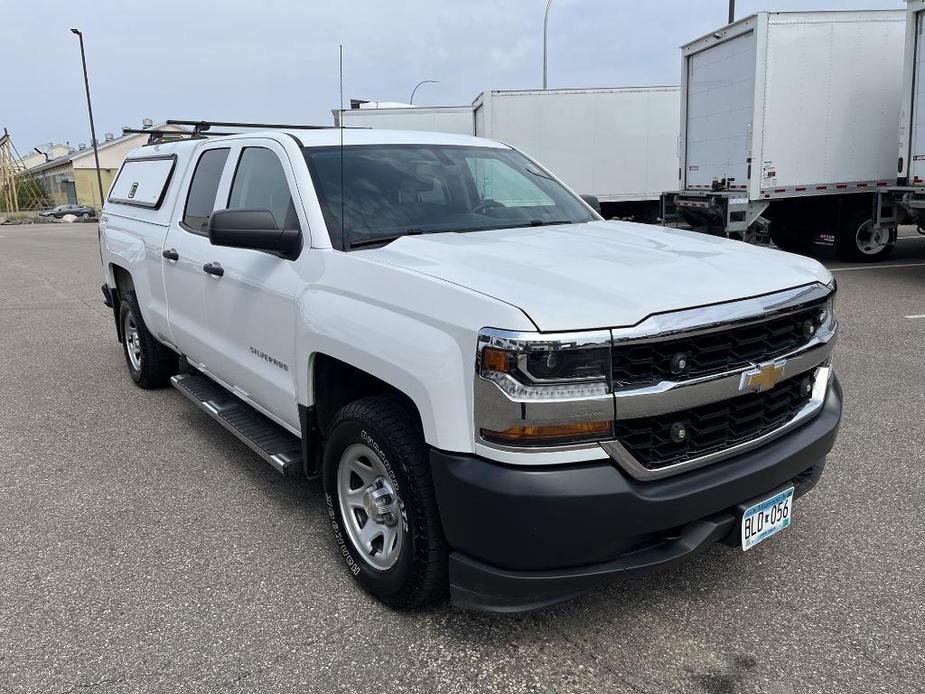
left=99, top=121, right=842, bottom=612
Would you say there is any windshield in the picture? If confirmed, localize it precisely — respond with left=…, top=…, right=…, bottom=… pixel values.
left=303, top=144, right=595, bottom=249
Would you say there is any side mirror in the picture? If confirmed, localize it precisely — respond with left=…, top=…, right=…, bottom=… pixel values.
left=207, top=209, right=301, bottom=259
left=580, top=194, right=602, bottom=215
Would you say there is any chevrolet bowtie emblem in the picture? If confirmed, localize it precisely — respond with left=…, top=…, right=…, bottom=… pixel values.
left=740, top=360, right=786, bottom=393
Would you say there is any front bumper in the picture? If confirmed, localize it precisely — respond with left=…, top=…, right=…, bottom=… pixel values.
left=430, top=377, right=842, bottom=613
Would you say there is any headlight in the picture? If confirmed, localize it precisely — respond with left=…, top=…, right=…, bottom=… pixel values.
left=814, top=286, right=836, bottom=334
left=478, top=329, right=611, bottom=399
left=476, top=328, right=613, bottom=447
left=820, top=297, right=834, bottom=330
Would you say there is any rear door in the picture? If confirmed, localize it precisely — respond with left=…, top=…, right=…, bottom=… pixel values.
left=911, top=12, right=925, bottom=184
left=162, top=145, right=230, bottom=364
left=684, top=30, right=757, bottom=190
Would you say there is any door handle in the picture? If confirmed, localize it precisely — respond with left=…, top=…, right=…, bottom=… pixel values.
left=162, top=248, right=179, bottom=261
left=203, top=262, right=224, bottom=278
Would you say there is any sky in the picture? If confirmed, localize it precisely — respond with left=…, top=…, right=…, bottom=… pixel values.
left=1, top=0, right=905, bottom=152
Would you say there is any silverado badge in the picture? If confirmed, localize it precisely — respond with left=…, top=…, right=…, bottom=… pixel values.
left=740, top=360, right=786, bottom=393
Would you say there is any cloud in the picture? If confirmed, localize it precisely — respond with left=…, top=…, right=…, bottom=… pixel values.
left=1, top=0, right=904, bottom=149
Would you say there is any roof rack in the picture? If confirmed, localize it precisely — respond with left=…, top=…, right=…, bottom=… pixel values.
left=166, top=119, right=343, bottom=132
left=126, top=118, right=365, bottom=147
left=122, top=127, right=237, bottom=146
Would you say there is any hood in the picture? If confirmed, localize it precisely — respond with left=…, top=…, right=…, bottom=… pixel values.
left=359, top=221, right=833, bottom=332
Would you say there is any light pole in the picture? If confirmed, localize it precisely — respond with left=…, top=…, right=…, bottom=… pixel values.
left=70, top=29, right=105, bottom=210
left=543, top=0, right=554, bottom=89
left=409, top=79, right=438, bottom=105
left=728, top=0, right=735, bottom=24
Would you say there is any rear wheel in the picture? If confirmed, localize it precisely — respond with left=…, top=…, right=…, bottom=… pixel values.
left=770, top=223, right=812, bottom=255
left=322, top=395, right=447, bottom=609
left=119, top=291, right=178, bottom=388
left=836, top=208, right=893, bottom=262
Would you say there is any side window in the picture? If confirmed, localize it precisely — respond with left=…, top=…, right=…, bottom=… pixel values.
left=227, top=147, right=300, bottom=230
left=182, top=148, right=230, bottom=232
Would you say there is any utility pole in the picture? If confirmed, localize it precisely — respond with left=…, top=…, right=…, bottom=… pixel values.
left=543, top=0, right=554, bottom=89
left=71, top=29, right=105, bottom=210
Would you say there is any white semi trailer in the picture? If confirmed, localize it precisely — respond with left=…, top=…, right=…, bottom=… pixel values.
left=670, top=10, right=905, bottom=262
left=875, top=0, right=925, bottom=254
left=335, top=86, right=681, bottom=221
left=334, top=103, right=476, bottom=135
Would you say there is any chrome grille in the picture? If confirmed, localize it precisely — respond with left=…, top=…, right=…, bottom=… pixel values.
left=611, top=299, right=827, bottom=388
left=612, top=371, right=816, bottom=472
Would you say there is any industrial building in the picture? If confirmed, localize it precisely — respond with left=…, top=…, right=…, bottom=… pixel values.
left=24, top=121, right=184, bottom=208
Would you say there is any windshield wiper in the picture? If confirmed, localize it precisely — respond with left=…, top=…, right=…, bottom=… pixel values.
left=527, top=219, right=577, bottom=227
left=524, top=166, right=556, bottom=182
left=348, top=220, right=578, bottom=248
left=348, top=229, right=437, bottom=249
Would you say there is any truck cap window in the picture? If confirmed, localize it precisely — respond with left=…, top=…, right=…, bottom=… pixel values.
left=228, top=147, right=300, bottom=230
left=108, top=155, right=176, bottom=209
left=303, top=144, right=594, bottom=250
left=183, top=148, right=230, bottom=233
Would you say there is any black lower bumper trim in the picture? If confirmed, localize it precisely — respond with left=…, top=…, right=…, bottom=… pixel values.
left=449, top=512, right=736, bottom=612
left=432, top=378, right=842, bottom=613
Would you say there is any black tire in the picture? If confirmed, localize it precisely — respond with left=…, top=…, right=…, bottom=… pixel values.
left=836, top=207, right=894, bottom=262
left=322, top=395, right=448, bottom=609
left=119, top=291, right=178, bottom=388
left=770, top=223, right=812, bottom=255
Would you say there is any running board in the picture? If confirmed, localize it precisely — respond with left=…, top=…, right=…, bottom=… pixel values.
left=171, top=372, right=302, bottom=476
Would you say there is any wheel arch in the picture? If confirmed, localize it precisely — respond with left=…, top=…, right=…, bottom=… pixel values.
left=107, top=263, right=135, bottom=343
left=308, top=353, right=425, bottom=439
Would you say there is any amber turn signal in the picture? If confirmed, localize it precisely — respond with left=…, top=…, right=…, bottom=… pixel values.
left=482, top=346, right=511, bottom=373
left=481, top=420, right=613, bottom=446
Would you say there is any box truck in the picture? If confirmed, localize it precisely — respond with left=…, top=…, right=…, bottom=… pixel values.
left=335, top=86, right=681, bottom=221
left=876, top=0, right=925, bottom=252
left=335, top=102, right=476, bottom=135
left=670, top=10, right=905, bottom=261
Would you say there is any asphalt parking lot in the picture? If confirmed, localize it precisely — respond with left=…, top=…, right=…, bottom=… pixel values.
left=1, top=223, right=923, bottom=694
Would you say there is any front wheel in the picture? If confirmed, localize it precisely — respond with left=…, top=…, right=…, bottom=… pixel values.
left=323, top=395, right=447, bottom=609
left=836, top=209, right=894, bottom=262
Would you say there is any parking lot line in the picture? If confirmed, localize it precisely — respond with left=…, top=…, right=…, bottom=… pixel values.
left=828, top=261, right=925, bottom=272
left=904, top=314, right=925, bottom=319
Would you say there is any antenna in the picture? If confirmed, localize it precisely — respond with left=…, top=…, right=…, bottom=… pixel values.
left=339, top=44, right=345, bottom=249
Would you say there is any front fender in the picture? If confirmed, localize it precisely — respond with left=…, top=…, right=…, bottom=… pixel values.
left=295, top=251, right=535, bottom=453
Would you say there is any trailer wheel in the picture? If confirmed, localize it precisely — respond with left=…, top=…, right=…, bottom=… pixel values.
left=836, top=208, right=893, bottom=262
left=770, top=225, right=811, bottom=255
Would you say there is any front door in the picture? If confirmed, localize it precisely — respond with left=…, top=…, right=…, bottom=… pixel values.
left=196, top=140, right=304, bottom=430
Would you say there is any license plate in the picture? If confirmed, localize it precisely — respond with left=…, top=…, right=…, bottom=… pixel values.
left=741, top=487, right=794, bottom=551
